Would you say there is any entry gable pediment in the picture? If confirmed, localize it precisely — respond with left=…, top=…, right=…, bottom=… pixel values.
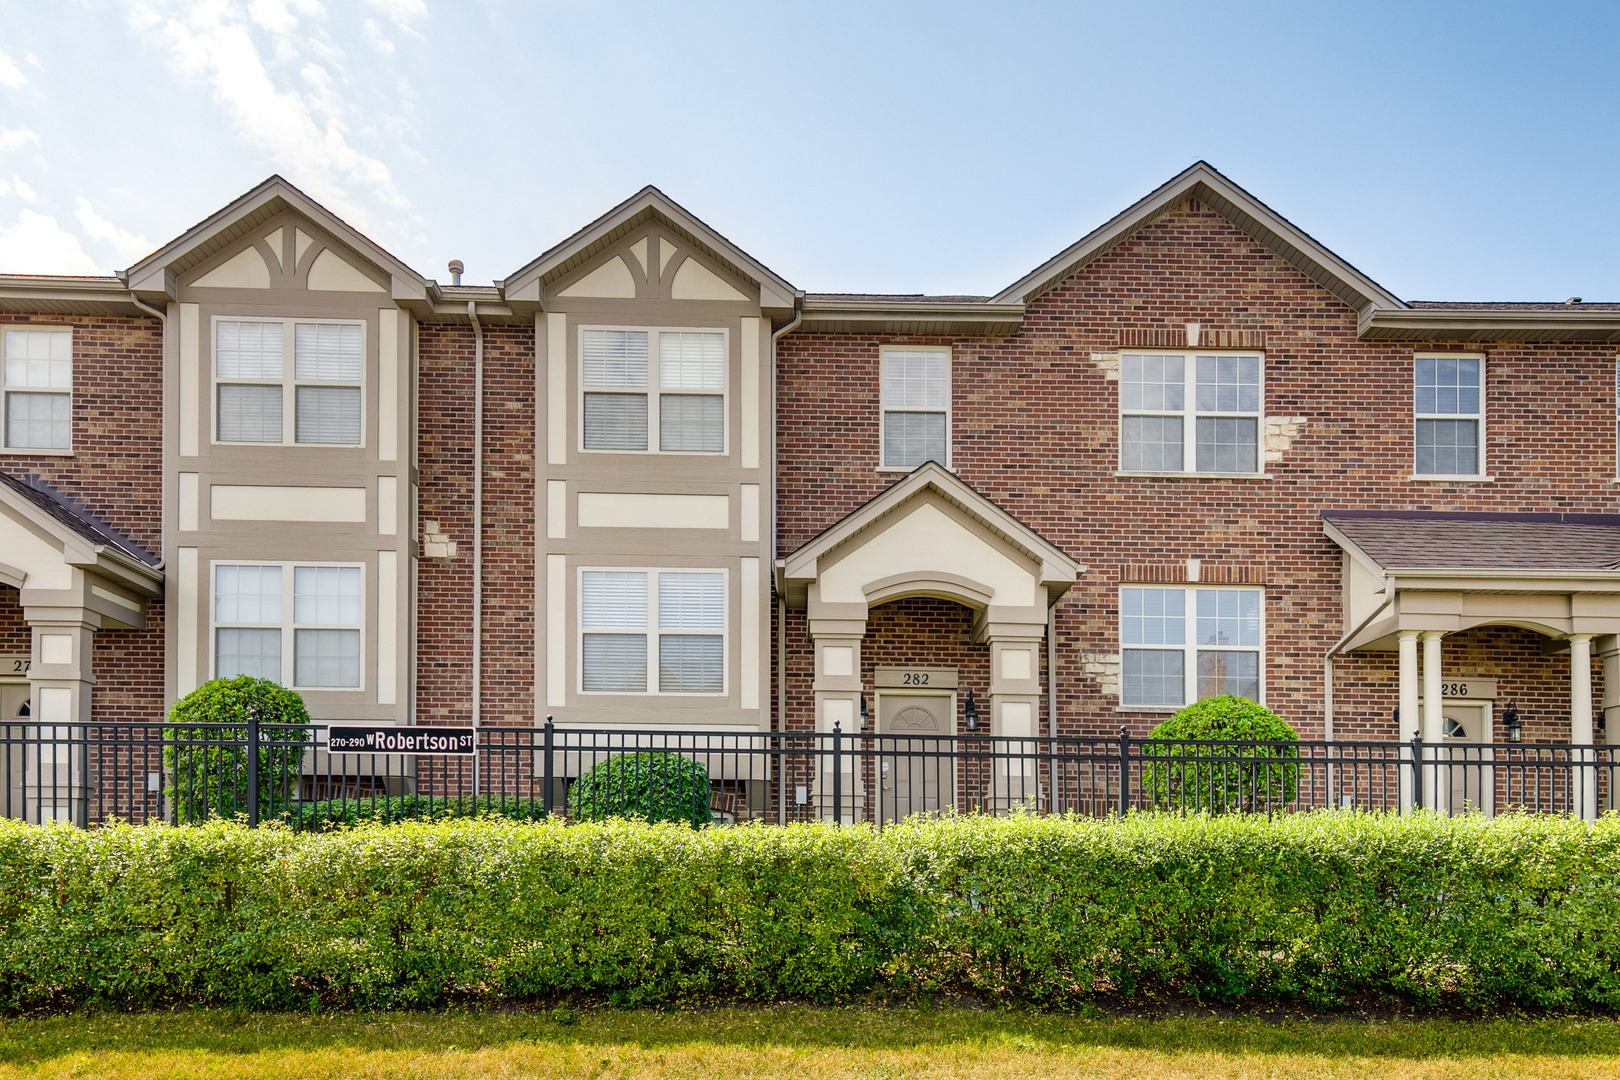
left=780, top=462, right=1082, bottom=611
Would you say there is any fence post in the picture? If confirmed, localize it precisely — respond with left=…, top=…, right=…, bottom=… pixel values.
left=831, top=721, right=842, bottom=826
left=1118, top=725, right=1131, bottom=816
left=542, top=714, right=554, bottom=816
left=1409, top=732, right=1424, bottom=814
left=75, top=724, right=89, bottom=829
left=245, top=704, right=261, bottom=828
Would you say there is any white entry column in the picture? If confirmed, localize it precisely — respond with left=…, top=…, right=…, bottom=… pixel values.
left=1421, top=630, right=1447, bottom=812
left=26, top=618, right=96, bottom=825
left=1569, top=633, right=1597, bottom=821
left=1398, top=629, right=1420, bottom=811
left=984, top=623, right=1045, bottom=811
left=808, top=595, right=867, bottom=823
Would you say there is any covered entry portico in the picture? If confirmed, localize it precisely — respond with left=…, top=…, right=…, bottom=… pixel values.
left=1325, top=511, right=1620, bottom=819
left=779, top=464, right=1081, bottom=817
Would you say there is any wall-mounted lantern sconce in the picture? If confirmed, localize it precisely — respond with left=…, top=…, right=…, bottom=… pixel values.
left=964, top=690, right=979, bottom=732
left=1502, top=703, right=1523, bottom=744
left=859, top=692, right=868, bottom=729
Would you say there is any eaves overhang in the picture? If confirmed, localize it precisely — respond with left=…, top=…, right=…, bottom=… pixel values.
left=1359, top=307, right=1620, bottom=342
left=796, top=298, right=1025, bottom=337
left=0, top=275, right=150, bottom=317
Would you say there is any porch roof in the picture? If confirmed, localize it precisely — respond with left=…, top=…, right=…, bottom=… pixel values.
left=1323, top=511, right=1620, bottom=573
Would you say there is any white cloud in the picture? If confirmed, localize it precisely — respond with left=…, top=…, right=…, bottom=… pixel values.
left=0, top=210, right=102, bottom=274
left=361, top=18, right=395, bottom=55
left=0, top=129, right=40, bottom=153
left=0, top=51, right=26, bottom=89
left=0, top=178, right=9, bottom=199
left=131, top=1, right=407, bottom=230
left=25, top=54, right=40, bottom=68
left=75, top=197, right=154, bottom=264
left=364, top=0, right=426, bottom=27
left=12, top=175, right=37, bottom=203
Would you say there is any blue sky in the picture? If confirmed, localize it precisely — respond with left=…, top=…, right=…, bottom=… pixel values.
left=0, top=0, right=1616, bottom=301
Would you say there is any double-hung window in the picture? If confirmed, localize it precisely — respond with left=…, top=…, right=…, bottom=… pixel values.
left=214, top=563, right=363, bottom=689
left=581, top=328, right=725, bottom=452
left=1121, top=586, right=1262, bottom=706
left=880, top=347, right=950, bottom=468
left=1120, top=352, right=1262, bottom=473
left=580, top=569, right=725, bottom=694
left=1414, top=354, right=1482, bottom=476
left=2, top=328, right=71, bottom=451
left=215, top=318, right=364, bottom=445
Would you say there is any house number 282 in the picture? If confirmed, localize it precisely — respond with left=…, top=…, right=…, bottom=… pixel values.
left=901, top=672, right=930, bottom=686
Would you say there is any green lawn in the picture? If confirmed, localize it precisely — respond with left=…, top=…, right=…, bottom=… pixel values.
left=2, top=1008, right=1619, bottom=1079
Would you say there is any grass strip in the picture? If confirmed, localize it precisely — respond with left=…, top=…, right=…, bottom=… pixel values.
left=2, top=1007, right=1619, bottom=1079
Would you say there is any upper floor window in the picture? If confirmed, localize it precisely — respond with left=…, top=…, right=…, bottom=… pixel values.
left=215, top=318, right=363, bottom=445
left=213, top=562, right=363, bottom=689
left=1120, top=352, right=1262, bottom=474
left=1120, top=586, right=1262, bottom=707
left=580, top=568, right=726, bottom=695
left=1414, top=354, right=1482, bottom=477
left=2, top=329, right=71, bottom=451
left=881, top=347, right=950, bottom=469
left=581, top=328, right=725, bottom=453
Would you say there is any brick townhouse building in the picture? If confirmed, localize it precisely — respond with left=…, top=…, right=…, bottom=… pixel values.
left=3, top=161, right=1619, bottom=817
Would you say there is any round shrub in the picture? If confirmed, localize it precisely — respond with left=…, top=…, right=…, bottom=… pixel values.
left=567, top=752, right=711, bottom=826
left=163, top=676, right=311, bottom=824
left=1142, top=694, right=1299, bottom=812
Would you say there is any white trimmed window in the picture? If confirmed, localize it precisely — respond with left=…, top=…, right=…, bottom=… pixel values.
left=1119, top=352, right=1262, bottom=474
left=581, top=328, right=725, bottom=453
left=1120, top=586, right=1263, bottom=707
left=215, top=318, right=364, bottom=445
left=2, top=329, right=71, bottom=451
left=880, top=347, right=950, bottom=469
left=1414, top=354, right=1483, bottom=476
left=580, top=568, right=725, bottom=695
left=214, top=563, right=363, bottom=689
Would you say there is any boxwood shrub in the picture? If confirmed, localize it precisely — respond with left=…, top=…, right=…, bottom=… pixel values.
left=1, top=811, right=1617, bottom=1013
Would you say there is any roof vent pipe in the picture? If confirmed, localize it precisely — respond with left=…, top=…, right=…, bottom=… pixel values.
left=449, top=259, right=464, bottom=286
left=1567, top=297, right=1582, bottom=305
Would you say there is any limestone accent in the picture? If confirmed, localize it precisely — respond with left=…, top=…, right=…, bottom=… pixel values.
left=577, top=492, right=729, bottom=530
left=1091, top=351, right=1120, bottom=381
left=558, top=256, right=637, bottom=298
left=1264, top=415, right=1308, bottom=463
left=211, top=485, right=367, bottom=523
left=193, top=246, right=271, bottom=289
left=422, top=519, right=457, bottom=559
left=1081, top=652, right=1121, bottom=698
left=307, top=248, right=387, bottom=293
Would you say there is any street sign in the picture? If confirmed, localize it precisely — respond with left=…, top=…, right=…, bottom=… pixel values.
left=327, top=726, right=476, bottom=755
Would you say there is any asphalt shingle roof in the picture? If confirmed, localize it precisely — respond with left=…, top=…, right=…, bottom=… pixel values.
left=0, top=470, right=158, bottom=567
left=1323, top=511, right=1620, bottom=572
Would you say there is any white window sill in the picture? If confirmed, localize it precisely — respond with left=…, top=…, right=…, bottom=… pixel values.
left=1114, top=704, right=1182, bottom=714
left=876, top=464, right=953, bottom=474
left=1113, top=471, right=1271, bottom=480
left=0, top=447, right=73, bottom=457
left=1410, top=474, right=1494, bottom=483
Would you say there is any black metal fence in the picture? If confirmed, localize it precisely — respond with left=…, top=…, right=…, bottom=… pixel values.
left=2, top=719, right=1614, bottom=828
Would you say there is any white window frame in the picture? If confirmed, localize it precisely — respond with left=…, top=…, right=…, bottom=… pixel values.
left=211, top=316, right=367, bottom=447
left=1118, top=585, right=1266, bottom=708
left=577, top=566, right=728, bottom=697
left=1, top=326, right=72, bottom=454
left=1413, top=352, right=1487, bottom=480
left=577, top=325, right=729, bottom=456
left=210, top=560, right=367, bottom=692
left=1117, top=350, right=1266, bottom=476
left=878, top=345, right=952, bottom=471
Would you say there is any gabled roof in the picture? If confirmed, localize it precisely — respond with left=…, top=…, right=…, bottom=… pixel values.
left=0, top=470, right=163, bottom=599
left=991, top=161, right=1407, bottom=313
left=502, top=186, right=797, bottom=315
left=124, top=175, right=428, bottom=305
left=780, top=462, right=1082, bottom=607
left=1323, top=510, right=1620, bottom=574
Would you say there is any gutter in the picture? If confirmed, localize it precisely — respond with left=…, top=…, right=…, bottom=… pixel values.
left=468, top=301, right=485, bottom=796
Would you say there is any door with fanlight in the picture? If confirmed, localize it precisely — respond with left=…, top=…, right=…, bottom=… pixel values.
left=1442, top=705, right=1492, bottom=816
left=876, top=693, right=955, bottom=822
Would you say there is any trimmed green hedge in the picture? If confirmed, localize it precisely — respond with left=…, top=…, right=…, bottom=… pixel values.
left=1, top=811, right=1618, bottom=1013
left=291, top=795, right=548, bottom=829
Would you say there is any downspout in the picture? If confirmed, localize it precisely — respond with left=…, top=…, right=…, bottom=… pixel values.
left=1047, top=601, right=1057, bottom=734
left=770, top=296, right=804, bottom=738
left=130, top=294, right=170, bottom=571
left=468, top=301, right=484, bottom=798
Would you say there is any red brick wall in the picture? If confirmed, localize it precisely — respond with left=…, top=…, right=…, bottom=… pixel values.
left=776, top=199, right=1620, bottom=740
left=415, top=322, right=535, bottom=729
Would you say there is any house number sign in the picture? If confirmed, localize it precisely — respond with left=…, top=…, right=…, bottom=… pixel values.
left=327, top=726, right=476, bottom=755
left=1436, top=678, right=1497, bottom=700
left=0, top=654, right=29, bottom=677
left=874, top=667, right=958, bottom=690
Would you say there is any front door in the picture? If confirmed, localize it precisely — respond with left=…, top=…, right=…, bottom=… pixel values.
left=876, top=693, right=955, bottom=822
left=1442, top=705, right=1490, bottom=816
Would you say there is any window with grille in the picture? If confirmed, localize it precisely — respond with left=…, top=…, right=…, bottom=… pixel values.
left=216, top=318, right=363, bottom=445
left=2, top=329, right=71, bottom=451
left=580, top=568, right=725, bottom=695
left=880, top=347, right=949, bottom=468
left=214, top=562, right=363, bottom=689
left=1119, top=352, right=1262, bottom=474
left=581, top=327, right=725, bottom=453
left=1120, top=586, right=1263, bottom=706
left=1414, top=354, right=1483, bottom=476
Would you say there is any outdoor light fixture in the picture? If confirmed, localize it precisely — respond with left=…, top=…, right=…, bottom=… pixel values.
left=964, top=690, right=979, bottom=732
left=1502, top=703, right=1523, bottom=744
left=859, top=693, right=868, bottom=729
